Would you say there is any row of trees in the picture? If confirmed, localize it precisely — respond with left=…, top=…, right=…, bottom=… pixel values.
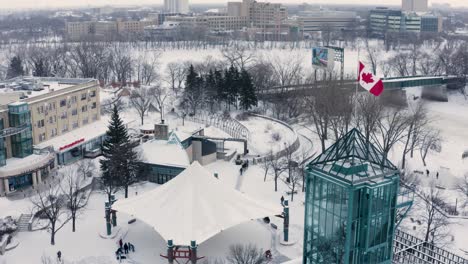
left=5, top=43, right=159, bottom=85
left=181, top=65, right=258, bottom=114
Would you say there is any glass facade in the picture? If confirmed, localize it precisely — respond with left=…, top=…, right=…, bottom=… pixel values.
left=8, top=103, right=33, bottom=158
left=0, top=118, right=5, bottom=167
left=143, top=164, right=185, bottom=184
left=303, top=129, right=400, bottom=264
left=8, top=173, right=33, bottom=191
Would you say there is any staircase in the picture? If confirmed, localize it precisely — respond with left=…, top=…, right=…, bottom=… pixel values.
left=17, top=214, right=32, bottom=232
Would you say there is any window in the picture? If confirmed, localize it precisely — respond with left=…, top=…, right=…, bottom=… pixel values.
left=39, top=132, right=46, bottom=142
left=82, top=118, right=89, bottom=125
left=37, top=119, right=45, bottom=128
left=62, top=124, right=68, bottom=133
left=92, top=114, right=98, bottom=121
left=81, top=93, right=87, bottom=101
left=72, top=109, right=78, bottom=116
left=37, top=106, right=44, bottom=114
left=91, top=102, right=97, bottom=109
left=51, top=128, right=57, bottom=137
left=71, top=96, right=77, bottom=104
left=90, top=90, right=96, bottom=97
left=61, top=111, right=67, bottom=119
left=72, top=121, right=79, bottom=129
left=82, top=105, right=88, bottom=112
left=49, top=116, right=56, bottom=124
left=60, top=99, right=66, bottom=107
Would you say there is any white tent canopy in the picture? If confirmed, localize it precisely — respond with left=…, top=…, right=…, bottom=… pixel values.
left=113, top=162, right=282, bottom=245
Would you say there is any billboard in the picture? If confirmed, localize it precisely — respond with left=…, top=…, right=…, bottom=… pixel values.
left=312, top=47, right=335, bottom=70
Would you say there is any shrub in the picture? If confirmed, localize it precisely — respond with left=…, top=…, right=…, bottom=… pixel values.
left=271, top=132, right=281, bottom=142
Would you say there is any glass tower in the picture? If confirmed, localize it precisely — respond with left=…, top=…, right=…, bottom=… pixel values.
left=303, top=129, right=401, bottom=264
left=8, top=103, right=33, bottom=158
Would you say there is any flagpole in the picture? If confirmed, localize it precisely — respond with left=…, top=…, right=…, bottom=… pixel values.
left=356, top=45, right=360, bottom=95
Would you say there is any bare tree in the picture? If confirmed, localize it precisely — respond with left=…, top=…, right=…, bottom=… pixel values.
left=419, top=129, right=442, bottom=167
left=420, top=184, right=451, bottom=245
left=261, top=156, right=271, bottom=182
left=221, top=46, right=256, bottom=70
left=226, top=244, right=266, bottom=264
left=165, top=61, right=187, bottom=94
left=109, top=45, right=133, bottom=83
left=31, top=187, right=70, bottom=245
left=129, top=86, right=155, bottom=125
left=152, top=85, right=169, bottom=122
left=401, top=102, right=429, bottom=169
left=76, top=159, right=96, bottom=179
left=60, top=168, right=88, bottom=232
left=282, top=167, right=302, bottom=202
left=456, top=174, right=468, bottom=207
left=268, top=154, right=285, bottom=192
left=365, top=38, right=379, bottom=75
left=269, top=55, right=304, bottom=86
left=388, top=53, right=411, bottom=76
left=135, top=52, right=160, bottom=86
left=374, top=107, right=408, bottom=164
left=354, top=94, right=384, bottom=154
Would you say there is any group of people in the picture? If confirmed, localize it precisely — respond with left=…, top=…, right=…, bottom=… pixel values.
left=115, top=238, right=135, bottom=261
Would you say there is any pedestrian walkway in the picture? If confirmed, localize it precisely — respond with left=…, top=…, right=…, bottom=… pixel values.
left=16, top=214, right=32, bottom=232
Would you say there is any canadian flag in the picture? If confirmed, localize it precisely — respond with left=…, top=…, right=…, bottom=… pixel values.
left=358, top=61, right=384, bottom=96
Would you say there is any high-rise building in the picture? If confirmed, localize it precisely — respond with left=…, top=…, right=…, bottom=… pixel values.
left=402, top=0, right=428, bottom=12
left=227, top=0, right=287, bottom=27
left=164, top=0, right=189, bottom=14
left=303, top=129, right=411, bottom=264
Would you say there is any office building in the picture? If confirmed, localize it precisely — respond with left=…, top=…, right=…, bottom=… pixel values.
left=369, top=8, right=442, bottom=36
left=402, top=0, right=428, bottom=12
left=165, top=15, right=248, bottom=30
left=227, top=0, right=287, bottom=27
left=298, top=11, right=357, bottom=32
left=0, top=77, right=101, bottom=195
left=164, top=0, right=189, bottom=14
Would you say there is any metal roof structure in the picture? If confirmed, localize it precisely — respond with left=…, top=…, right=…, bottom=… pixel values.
left=309, top=128, right=398, bottom=185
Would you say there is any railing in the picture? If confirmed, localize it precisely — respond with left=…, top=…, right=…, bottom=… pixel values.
left=186, top=111, right=250, bottom=141
left=393, top=229, right=468, bottom=264
left=249, top=114, right=300, bottom=164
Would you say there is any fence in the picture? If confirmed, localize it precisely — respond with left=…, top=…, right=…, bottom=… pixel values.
left=186, top=111, right=250, bottom=141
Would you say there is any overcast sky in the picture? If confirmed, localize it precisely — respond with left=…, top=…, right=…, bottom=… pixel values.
left=1, top=0, right=466, bottom=10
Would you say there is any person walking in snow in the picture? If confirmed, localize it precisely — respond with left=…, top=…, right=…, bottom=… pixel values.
left=426, top=169, right=430, bottom=177
left=57, top=251, right=62, bottom=262
left=280, top=196, right=285, bottom=206
left=124, top=243, right=129, bottom=254
left=119, top=238, right=123, bottom=249
left=436, top=172, right=439, bottom=179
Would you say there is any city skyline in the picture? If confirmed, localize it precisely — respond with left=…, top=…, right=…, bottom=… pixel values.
left=1, top=0, right=466, bottom=10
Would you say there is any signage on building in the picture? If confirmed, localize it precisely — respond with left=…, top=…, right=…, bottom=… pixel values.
left=59, top=138, right=85, bottom=151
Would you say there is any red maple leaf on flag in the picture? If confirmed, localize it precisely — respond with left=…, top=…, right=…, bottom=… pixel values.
left=361, top=72, right=374, bottom=84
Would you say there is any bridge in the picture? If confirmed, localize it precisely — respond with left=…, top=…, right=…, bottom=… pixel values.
left=259, top=75, right=465, bottom=99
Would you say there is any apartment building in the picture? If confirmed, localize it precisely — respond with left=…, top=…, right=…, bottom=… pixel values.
left=402, top=0, right=428, bottom=12
left=227, top=0, right=287, bottom=27
left=164, top=0, right=189, bottom=14
left=166, top=15, right=248, bottom=30
left=0, top=77, right=100, bottom=195
left=66, top=20, right=157, bottom=41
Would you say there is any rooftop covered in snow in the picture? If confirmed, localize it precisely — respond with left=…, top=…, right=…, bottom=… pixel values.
left=112, top=162, right=281, bottom=245
left=137, top=139, right=190, bottom=168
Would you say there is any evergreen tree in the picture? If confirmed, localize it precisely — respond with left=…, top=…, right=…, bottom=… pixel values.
left=6, top=56, right=24, bottom=79
left=205, top=70, right=217, bottom=111
left=100, top=104, right=139, bottom=201
left=239, top=69, right=258, bottom=110
left=182, top=65, right=204, bottom=114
